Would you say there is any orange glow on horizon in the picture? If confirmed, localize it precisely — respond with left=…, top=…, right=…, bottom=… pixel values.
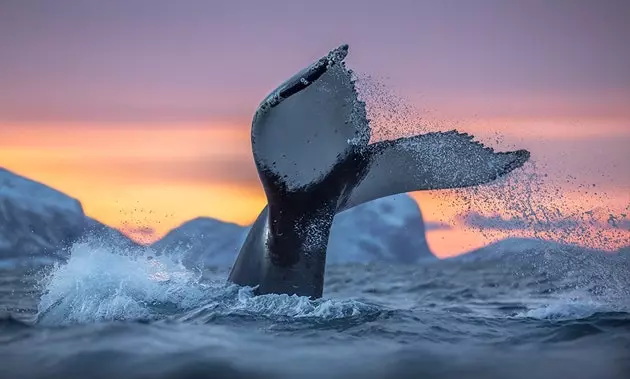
left=0, top=122, right=266, bottom=245
left=1, top=118, right=628, bottom=258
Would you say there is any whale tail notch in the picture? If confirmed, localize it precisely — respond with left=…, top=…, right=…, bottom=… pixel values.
left=228, top=44, right=530, bottom=299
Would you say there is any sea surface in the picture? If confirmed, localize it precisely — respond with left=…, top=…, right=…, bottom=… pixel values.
left=1, top=242, right=629, bottom=379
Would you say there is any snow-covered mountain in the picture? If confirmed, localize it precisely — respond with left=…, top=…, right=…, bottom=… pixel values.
left=328, top=193, right=436, bottom=264
left=151, top=217, right=248, bottom=268
left=450, top=237, right=612, bottom=266
left=448, top=237, right=630, bottom=293
left=152, top=193, right=438, bottom=268
left=0, top=168, right=139, bottom=261
left=0, top=168, right=86, bottom=260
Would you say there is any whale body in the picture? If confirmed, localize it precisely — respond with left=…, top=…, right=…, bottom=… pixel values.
left=228, top=44, right=530, bottom=299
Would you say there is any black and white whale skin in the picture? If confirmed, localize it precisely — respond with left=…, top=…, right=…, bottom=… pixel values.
left=228, top=44, right=530, bottom=299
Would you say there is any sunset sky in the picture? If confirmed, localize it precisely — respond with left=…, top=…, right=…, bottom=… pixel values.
left=1, top=0, right=628, bottom=257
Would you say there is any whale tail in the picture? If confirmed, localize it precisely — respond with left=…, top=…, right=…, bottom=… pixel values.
left=228, top=44, right=530, bottom=298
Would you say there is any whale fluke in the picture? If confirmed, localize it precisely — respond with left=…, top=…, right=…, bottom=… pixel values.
left=228, top=44, right=530, bottom=299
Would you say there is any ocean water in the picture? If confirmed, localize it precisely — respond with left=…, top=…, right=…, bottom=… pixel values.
left=0, top=242, right=629, bottom=379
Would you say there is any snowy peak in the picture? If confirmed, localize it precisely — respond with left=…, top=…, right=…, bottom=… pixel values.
left=0, top=168, right=83, bottom=215
left=0, top=168, right=140, bottom=261
left=152, top=217, right=248, bottom=267
left=0, top=168, right=86, bottom=259
left=329, top=193, right=435, bottom=263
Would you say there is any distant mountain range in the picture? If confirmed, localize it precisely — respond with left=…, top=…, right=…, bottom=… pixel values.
left=2, top=168, right=626, bottom=268
left=0, top=168, right=440, bottom=267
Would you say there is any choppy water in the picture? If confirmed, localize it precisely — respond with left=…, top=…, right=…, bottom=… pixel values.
left=1, top=242, right=629, bottom=379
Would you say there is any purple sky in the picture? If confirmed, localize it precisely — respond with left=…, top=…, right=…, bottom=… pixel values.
left=0, top=0, right=628, bottom=253
left=1, top=0, right=628, bottom=123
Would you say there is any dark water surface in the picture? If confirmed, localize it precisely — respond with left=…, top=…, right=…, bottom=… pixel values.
left=1, top=244, right=629, bottom=379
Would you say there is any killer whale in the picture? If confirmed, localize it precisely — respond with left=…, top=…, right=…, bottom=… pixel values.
left=228, top=44, right=530, bottom=299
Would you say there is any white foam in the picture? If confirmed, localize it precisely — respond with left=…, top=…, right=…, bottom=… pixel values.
left=230, top=286, right=371, bottom=319
left=519, top=300, right=605, bottom=321
left=37, top=241, right=209, bottom=325
left=514, top=288, right=626, bottom=321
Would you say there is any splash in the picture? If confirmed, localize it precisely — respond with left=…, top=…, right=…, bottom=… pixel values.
left=231, top=286, right=376, bottom=318
left=354, top=73, right=436, bottom=142
left=451, top=162, right=630, bottom=251
left=36, top=240, right=209, bottom=325
left=355, top=74, right=629, bottom=252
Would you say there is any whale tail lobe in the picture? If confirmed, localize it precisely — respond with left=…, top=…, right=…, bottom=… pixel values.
left=338, top=131, right=530, bottom=212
